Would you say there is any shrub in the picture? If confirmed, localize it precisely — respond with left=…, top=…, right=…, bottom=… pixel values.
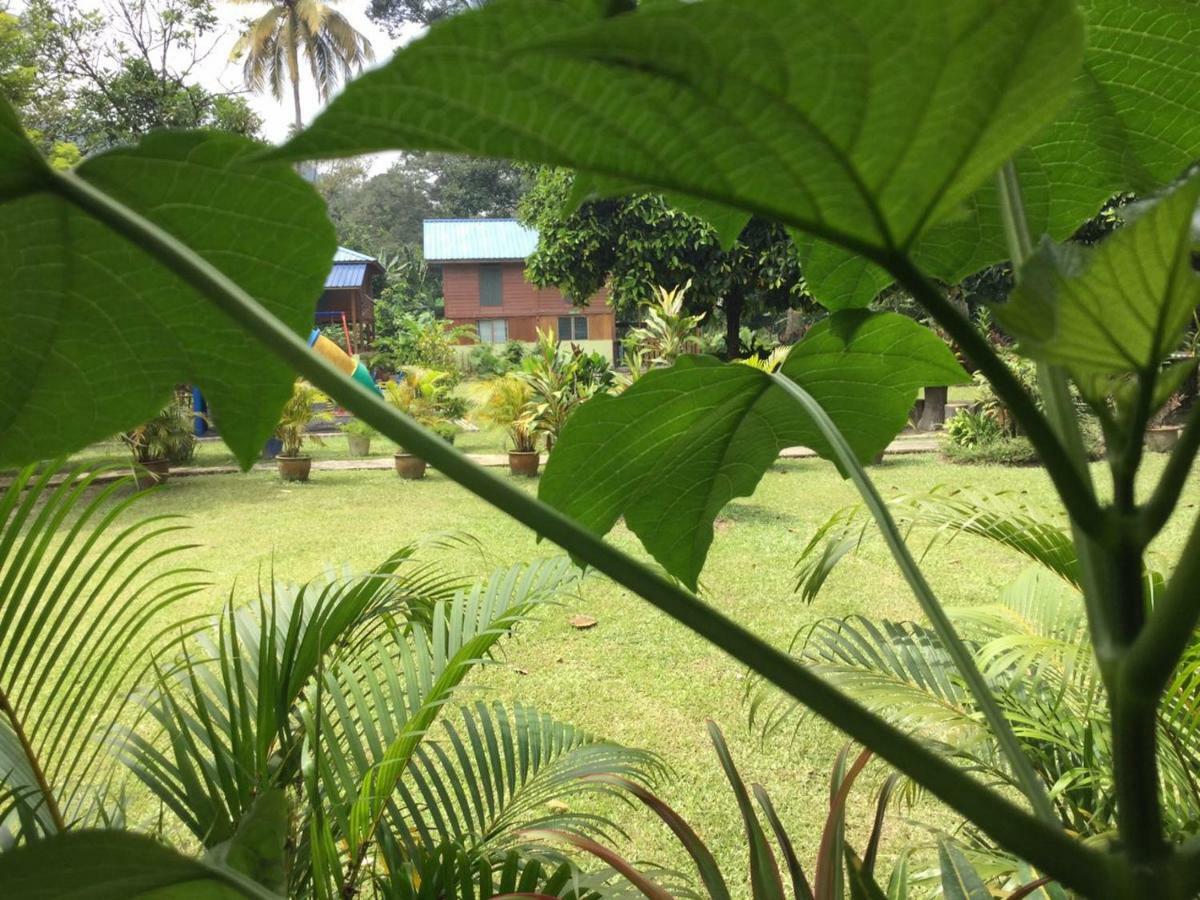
left=945, top=408, right=1004, bottom=448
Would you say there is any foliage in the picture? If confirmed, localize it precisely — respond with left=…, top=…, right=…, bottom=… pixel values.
left=520, top=168, right=807, bottom=357
left=0, top=465, right=203, bottom=843
left=0, top=468, right=660, bottom=895
left=274, top=380, right=330, bottom=457
left=516, top=331, right=611, bottom=451
left=374, top=312, right=473, bottom=372
left=770, top=489, right=1200, bottom=885
left=557, top=721, right=905, bottom=900
left=16, top=0, right=261, bottom=154
left=473, top=374, right=537, bottom=451
left=340, top=418, right=379, bottom=438
left=541, top=312, right=967, bottom=588
left=318, top=154, right=527, bottom=264
left=623, top=283, right=706, bottom=366
left=5, top=0, right=1200, bottom=896
left=230, top=0, right=373, bottom=130
left=122, top=394, right=199, bottom=464
left=383, top=367, right=462, bottom=447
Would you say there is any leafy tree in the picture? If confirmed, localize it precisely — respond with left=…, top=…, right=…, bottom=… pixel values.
left=519, top=167, right=807, bottom=357
left=17, top=0, right=262, bottom=153
left=366, top=0, right=484, bottom=33
left=229, top=0, right=373, bottom=131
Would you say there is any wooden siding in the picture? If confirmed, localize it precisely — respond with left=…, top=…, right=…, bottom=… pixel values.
left=442, top=261, right=613, bottom=343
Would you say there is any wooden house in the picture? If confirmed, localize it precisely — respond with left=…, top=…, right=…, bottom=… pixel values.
left=423, top=219, right=615, bottom=360
left=318, top=247, right=383, bottom=352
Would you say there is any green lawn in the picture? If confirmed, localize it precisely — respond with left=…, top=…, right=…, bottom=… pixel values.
left=49, top=452, right=1200, bottom=893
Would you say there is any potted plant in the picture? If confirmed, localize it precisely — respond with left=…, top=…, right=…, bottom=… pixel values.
left=274, top=380, right=330, bottom=482
left=473, top=374, right=541, bottom=476
left=383, top=367, right=458, bottom=479
left=508, top=420, right=540, bottom=476
left=122, top=397, right=197, bottom=489
left=341, top=419, right=377, bottom=457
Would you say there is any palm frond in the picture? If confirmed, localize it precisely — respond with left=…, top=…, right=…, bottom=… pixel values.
left=306, top=558, right=578, bottom=886
left=395, top=701, right=665, bottom=856
left=0, top=463, right=203, bottom=843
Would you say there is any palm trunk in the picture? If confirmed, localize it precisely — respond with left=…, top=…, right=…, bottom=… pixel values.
left=286, top=8, right=303, bottom=133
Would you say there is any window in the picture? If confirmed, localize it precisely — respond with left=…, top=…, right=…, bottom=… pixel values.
left=479, top=265, right=502, bottom=307
left=478, top=319, right=508, bottom=343
left=557, top=315, right=588, bottom=341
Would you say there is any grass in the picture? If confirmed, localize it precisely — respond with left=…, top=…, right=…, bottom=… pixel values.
left=73, top=450, right=1198, bottom=894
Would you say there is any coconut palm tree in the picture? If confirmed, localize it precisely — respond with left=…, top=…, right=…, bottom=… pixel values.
left=229, top=0, right=374, bottom=132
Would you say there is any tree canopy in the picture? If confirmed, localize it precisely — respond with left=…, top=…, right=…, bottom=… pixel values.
left=518, top=167, right=809, bottom=357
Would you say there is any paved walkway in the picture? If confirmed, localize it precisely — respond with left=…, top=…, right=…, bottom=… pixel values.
left=2, top=434, right=941, bottom=489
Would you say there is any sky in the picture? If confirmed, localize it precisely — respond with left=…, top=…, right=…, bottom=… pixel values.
left=198, top=1, right=419, bottom=145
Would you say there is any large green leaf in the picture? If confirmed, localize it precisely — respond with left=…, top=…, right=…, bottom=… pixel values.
left=280, top=0, right=1082, bottom=282
left=0, top=830, right=279, bottom=899
left=538, top=310, right=967, bottom=588
left=938, top=840, right=992, bottom=900
left=0, top=102, right=335, bottom=468
left=798, top=0, right=1200, bottom=307
left=996, top=174, right=1200, bottom=385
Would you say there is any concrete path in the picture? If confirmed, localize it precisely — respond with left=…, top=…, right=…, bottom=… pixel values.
left=1, top=434, right=942, bottom=489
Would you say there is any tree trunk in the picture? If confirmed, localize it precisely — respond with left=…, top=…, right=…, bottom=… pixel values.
left=286, top=11, right=303, bottom=133
left=724, top=291, right=743, bottom=360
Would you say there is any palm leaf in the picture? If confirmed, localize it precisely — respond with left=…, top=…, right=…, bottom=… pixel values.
left=0, top=463, right=203, bottom=843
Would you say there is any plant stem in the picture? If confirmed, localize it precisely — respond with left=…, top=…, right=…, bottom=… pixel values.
left=0, top=686, right=66, bottom=833
left=49, top=165, right=1112, bottom=898
left=772, top=371, right=1058, bottom=827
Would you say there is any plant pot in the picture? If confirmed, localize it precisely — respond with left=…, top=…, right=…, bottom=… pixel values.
left=346, top=434, right=372, bottom=457
left=1145, top=425, right=1182, bottom=453
left=508, top=450, right=540, bottom=477
left=394, top=453, right=427, bottom=480
left=262, top=437, right=283, bottom=459
left=133, top=458, right=170, bottom=490
left=277, top=455, right=312, bottom=482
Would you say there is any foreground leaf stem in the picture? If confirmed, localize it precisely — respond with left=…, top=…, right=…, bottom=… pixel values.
left=48, top=163, right=1111, bottom=897
left=770, top=371, right=1057, bottom=827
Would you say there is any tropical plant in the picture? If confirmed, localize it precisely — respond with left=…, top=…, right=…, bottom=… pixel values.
left=517, top=330, right=597, bottom=451
left=6, top=1, right=1200, bottom=896
left=758, top=489, right=1200, bottom=883
left=377, top=312, right=474, bottom=371
left=229, top=0, right=373, bottom=131
left=340, top=417, right=378, bottom=438
left=383, top=366, right=461, bottom=447
left=0, top=464, right=203, bottom=844
left=0, top=468, right=662, bottom=895
left=122, top=393, right=199, bottom=464
left=473, top=374, right=537, bottom=450
left=121, top=546, right=663, bottom=897
left=623, top=283, right=705, bottom=366
left=944, top=408, right=1005, bottom=449
left=275, top=380, right=330, bottom=457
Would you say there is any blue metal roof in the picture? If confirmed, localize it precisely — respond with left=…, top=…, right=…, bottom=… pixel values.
left=333, top=247, right=377, bottom=263
left=325, top=263, right=367, bottom=289
left=423, top=219, right=538, bottom=262
left=324, top=247, right=378, bottom=290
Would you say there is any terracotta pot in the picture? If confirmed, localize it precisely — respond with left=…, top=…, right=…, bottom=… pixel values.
left=394, top=453, right=427, bottom=480
left=277, top=455, right=312, bottom=482
left=133, top=458, right=170, bottom=490
left=1145, top=425, right=1182, bottom=453
left=508, top=450, right=540, bottom=477
left=346, top=434, right=372, bottom=457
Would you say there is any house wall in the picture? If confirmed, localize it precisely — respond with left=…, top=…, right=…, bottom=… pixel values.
left=441, top=262, right=612, bottom=345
